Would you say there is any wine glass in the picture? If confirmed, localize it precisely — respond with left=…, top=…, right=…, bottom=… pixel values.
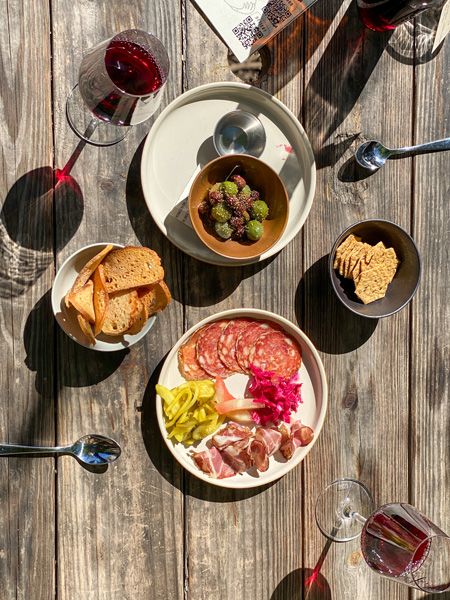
left=66, top=29, right=170, bottom=146
left=315, top=479, right=450, bottom=593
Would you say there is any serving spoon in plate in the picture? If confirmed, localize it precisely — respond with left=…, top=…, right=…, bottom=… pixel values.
left=0, top=434, right=121, bottom=466
left=355, top=137, right=450, bottom=170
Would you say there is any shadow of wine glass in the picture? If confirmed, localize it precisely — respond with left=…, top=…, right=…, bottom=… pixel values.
left=0, top=165, right=83, bottom=298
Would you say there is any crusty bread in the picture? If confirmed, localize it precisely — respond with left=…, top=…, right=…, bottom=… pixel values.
left=102, top=247, right=164, bottom=293
left=65, top=245, right=114, bottom=307
left=68, top=280, right=95, bottom=323
left=147, top=280, right=172, bottom=315
left=93, top=264, right=109, bottom=336
left=136, top=286, right=156, bottom=313
left=125, top=300, right=148, bottom=335
left=77, top=314, right=95, bottom=345
left=101, top=289, right=140, bottom=336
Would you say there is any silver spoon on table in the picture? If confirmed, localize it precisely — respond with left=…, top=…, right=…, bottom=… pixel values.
left=0, top=434, right=121, bottom=465
left=355, top=137, right=450, bottom=170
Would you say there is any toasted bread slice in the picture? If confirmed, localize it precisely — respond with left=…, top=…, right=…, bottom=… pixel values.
left=93, top=265, right=109, bottom=336
left=147, top=281, right=172, bottom=316
left=126, top=300, right=148, bottom=336
left=65, top=245, right=114, bottom=307
left=102, top=247, right=164, bottom=293
left=68, top=280, right=95, bottom=323
left=77, top=314, right=95, bottom=345
left=102, top=289, right=140, bottom=336
left=137, top=286, right=156, bottom=312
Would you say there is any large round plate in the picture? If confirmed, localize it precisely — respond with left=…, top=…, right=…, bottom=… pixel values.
left=156, top=309, right=327, bottom=488
left=141, top=82, right=316, bottom=266
left=52, top=243, right=156, bottom=351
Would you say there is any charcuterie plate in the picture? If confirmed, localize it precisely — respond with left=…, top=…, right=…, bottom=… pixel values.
left=155, top=309, right=327, bottom=488
left=141, top=82, right=316, bottom=266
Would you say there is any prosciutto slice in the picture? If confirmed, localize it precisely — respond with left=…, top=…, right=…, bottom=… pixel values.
left=212, top=422, right=252, bottom=451
left=279, top=421, right=314, bottom=460
left=191, top=447, right=236, bottom=479
left=249, top=439, right=269, bottom=472
left=254, top=427, right=283, bottom=456
left=221, top=445, right=253, bottom=473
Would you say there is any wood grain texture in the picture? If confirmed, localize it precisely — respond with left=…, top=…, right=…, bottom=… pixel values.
left=0, top=0, right=449, bottom=598
left=0, top=0, right=55, bottom=597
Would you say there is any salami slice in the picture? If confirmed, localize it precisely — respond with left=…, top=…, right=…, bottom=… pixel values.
left=196, top=320, right=234, bottom=378
left=218, top=318, right=253, bottom=373
left=248, top=330, right=302, bottom=379
left=177, top=325, right=210, bottom=381
left=235, top=320, right=281, bottom=374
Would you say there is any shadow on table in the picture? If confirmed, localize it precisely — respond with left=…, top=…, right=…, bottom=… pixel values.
left=0, top=166, right=83, bottom=298
left=304, top=2, right=391, bottom=170
left=24, top=290, right=126, bottom=398
left=140, top=358, right=273, bottom=500
left=271, top=567, right=331, bottom=600
left=295, top=255, right=378, bottom=354
left=126, top=139, right=277, bottom=307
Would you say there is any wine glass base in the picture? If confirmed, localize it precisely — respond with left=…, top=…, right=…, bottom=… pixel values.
left=66, top=85, right=130, bottom=147
left=315, top=478, right=374, bottom=542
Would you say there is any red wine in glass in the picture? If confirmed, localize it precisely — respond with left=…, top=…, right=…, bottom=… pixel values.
left=67, top=29, right=169, bottom=145
left=357, top=0, right=443, bottom=31
left=315, top=479, right=450, bottom=593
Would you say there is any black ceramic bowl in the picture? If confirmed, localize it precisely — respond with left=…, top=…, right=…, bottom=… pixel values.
left=329, top=220, right=421, bottom=319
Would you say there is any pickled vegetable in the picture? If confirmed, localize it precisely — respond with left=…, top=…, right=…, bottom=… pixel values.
left=157, top=380, right=225, bottom=444
left=250, top=200, right=269, bottom=222
left=211, top=202, right=232, bottom=223
left=214, top=221, right=233, bottom=239
left=246, top=220, right=264, bottom=241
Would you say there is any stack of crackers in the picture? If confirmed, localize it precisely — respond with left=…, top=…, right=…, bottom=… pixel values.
left=65, top=245, right=171, bottom=345
left=333, top=234, right=400, bottom=304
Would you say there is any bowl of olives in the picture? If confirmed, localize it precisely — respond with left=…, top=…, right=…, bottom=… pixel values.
left=189, top=154, right=289, bottom=260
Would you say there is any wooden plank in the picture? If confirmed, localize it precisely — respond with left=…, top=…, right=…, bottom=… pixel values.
left=302, top=2, right=414, bottom=598
left=410, top=27, right=450, bottom=600
left=0, top=0, right=55, bottom=598
left=181, top=5, right=307, bottom=600
left=50, top=2, right=186, bottom=598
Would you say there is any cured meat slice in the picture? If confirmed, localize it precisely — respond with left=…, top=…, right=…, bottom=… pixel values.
left=249, top=439, right=269, bottom=472
left=248, top=330, right=302, bottom=379
left=191, top=447, right=236, bottom=479
left=178, top=325, right=210, bottom=381
left=212, top=422, right=252, bottom=451
left=254, top=427, right=283, bottom=456
left=196, top=320, right=234, bottom=378
left=235, top=320, right=281, bottom=374
left=221, top=445, right=253, bottom=473
left=279, top=421, right=314, bottom=460
left=218, top=318, right=253, bottom=373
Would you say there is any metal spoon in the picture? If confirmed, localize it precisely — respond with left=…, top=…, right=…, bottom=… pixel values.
left=0, top=434, right=121, bottom=465
left=355, top=137, right=450, bottom=170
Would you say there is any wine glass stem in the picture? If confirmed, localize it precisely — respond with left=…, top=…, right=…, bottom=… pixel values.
left=342, top=503, right=367, bottom=525
left=84, top=118, right=99, bottom=139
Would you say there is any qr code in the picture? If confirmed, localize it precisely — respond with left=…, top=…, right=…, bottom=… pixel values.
left=262, top=0, right=291, bottom=27
left=232, top=16, right=264, bottom=50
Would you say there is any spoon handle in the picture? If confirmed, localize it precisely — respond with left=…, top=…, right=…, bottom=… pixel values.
left=0, top=443, right=67, bottom=456
left=398, top=137, right=450, bottom=154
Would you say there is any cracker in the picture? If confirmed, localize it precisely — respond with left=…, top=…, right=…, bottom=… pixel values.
left=338, top=235, right=362, bottom=276
left=354, top=265, right=391, bottom=304
left=334, top=234, right=361, bottom=270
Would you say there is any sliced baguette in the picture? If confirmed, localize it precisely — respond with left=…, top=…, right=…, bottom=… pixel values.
left=102, top=289, right=141, bottom=336
left=147, top=280, right=172, bottom=316
left=93, top=264, right=109, bottom=336
left=77, top=314, right=95, bottom=345
left=125, top=300, right=148, bottom=335
left=65, top=245, right=114, bottom=307
left=68, top=280, right=95, bottom=323
left=102, top=247, right=164, bottom=293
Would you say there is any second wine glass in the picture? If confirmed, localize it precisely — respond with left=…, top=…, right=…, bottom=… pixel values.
left=315, top=478, right=450, bottom=594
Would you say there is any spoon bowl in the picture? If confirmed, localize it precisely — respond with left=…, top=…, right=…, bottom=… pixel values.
left=0, top=434, right=121, bottom=466
left=355, top=136, right=450, bottom=170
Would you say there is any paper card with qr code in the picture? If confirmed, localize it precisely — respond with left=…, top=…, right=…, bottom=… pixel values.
left=191, top=0, right=318, bottom=63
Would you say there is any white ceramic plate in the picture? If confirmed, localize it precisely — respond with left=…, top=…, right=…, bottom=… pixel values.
left=51, top=243, right=156, bottom=351
left=141, top=82, right=316, bottom=266
left=156, top=309, right=327, bottom=488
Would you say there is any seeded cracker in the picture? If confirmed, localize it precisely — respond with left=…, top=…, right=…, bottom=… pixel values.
left=354, top=264, right=391, bottom=304
left=333, top=234, right=361, bottom=270
left=338, top=235, right=362, bottom=276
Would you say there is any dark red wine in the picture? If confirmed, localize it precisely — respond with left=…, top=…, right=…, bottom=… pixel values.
left=357, top=0, right=441, bottom=31
left=105, top=39, right=163, bottom=95
left=361, top=504, right=430, bottom=576
left=79, top=36, right=166, bottom=126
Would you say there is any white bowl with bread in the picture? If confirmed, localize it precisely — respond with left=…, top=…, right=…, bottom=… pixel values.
left=52, top=243, right=171, bottom=351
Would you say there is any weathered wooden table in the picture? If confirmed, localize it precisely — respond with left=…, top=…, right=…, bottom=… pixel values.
left=1, top=0, right=449, bottom=598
